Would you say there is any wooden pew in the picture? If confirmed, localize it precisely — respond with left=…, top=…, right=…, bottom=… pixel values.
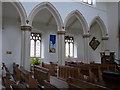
left=67, top=77, right=109, bottom=89
left=102, top=71, right=120, bottom=89
left=5, top=78, right=16, bottom=89
left=44, top=80, right=59, bottom=90
left=78, top=65, right=91, bottom=82
left=34, top=66, right=50, bottom=86
left=14, top=65, right=21, bottom=81
left=78, top=64, right=117, bottom=83
left=58, top=66, right=81, bottom=81
left=107, top=64, right=116, bottom=72
left=13, top=62, right=19, bottom=75
left=14, top=65, right=38, bottom=89
left=34, top=65, right=49, bottom=73
left=59, top=63, right=118, bottom=84
left=2, top=63, right=13, bottom=89
left=42, top=62, right=57, bottom=76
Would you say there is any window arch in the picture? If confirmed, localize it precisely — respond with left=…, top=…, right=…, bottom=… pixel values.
left=28, top=2, right=63, bottom=30
left=10, top=1, right=27, bottom=26
left=64, top=10, right=89, bottom=34
left=90, top=16, right=109, bottom=38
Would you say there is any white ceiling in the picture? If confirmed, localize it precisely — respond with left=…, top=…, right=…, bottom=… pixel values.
left=66, top=16, right=83, bottom=35
left=2, top=2, right=20, bottom=19
left=33, top=9, right=57, bottom=30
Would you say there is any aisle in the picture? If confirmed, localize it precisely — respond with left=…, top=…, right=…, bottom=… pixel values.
left=50, top=76, right=68, bottom=89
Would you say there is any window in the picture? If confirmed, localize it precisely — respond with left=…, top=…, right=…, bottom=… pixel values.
left=80, top=0, right=93, bottom=5
left=65, top=36, right=74, bottom=58
left=30, top=33, right=41, bottom=57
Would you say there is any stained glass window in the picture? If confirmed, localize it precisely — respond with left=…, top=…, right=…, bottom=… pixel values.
left=65, top=36, right=74, bottom=58
left=30, top=33, right=41, bottom=57
left=80, top=0, right=93, bottom=5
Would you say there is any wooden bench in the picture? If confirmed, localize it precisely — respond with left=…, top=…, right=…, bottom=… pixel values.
left=13, top=65, right=39, bottom=89
left=102, top=71, right=120, bottom=89
left=44, top=80, right=59, bottom=90
left=59, top=63, right=118, bottom=84
left=79, top=65, right=98, bottom=82
left=67, top=77, right=109, bottom=89
left=2, top=63, right=14, bottom=89
left=58, top=66, right=80, bottom=81
left=42, top=62, right=57, bottom=76
left=34, top=65, right=50, bottom=86
left=20, top=67, right=38, bottom=88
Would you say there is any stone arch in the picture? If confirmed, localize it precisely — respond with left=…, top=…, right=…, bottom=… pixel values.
left=10, top=1, right=27, bottom=26
left=90, top=16, right=109, bottom=38
left=64, top=10, right=89, bottom=34
left=28, top=2, right=63, bottom=30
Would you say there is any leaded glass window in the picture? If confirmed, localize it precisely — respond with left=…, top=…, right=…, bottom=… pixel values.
left=30, top=33, right=41, bottom=57
left=65, top=36, right=74, bottom=58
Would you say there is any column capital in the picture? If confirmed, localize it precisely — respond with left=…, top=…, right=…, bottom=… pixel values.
left=83, top=33, right=90, bottom=38
left=21, top=26, right=32, bottom=31
left=102, top=36, right=109, bottom=40
left=57, top=31, right=66, bottom=35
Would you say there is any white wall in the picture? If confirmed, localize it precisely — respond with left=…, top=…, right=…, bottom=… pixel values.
left=21, top=2, right=108, bottom=30
left=89, top=23, right=103, bottom=63
left=2, top=18, right=21, bottom=73
left=75, top=34, right=84, bottom=61
left=49, top=2, right=108, bottom=30
left=118, top=2, right=120, bottom=60
left=106, top=2, right=119, bottom=59
left=0, top=1, right=2, bottom=77
left=32, top=25, right=58, bottom=63
left=65, top=27, right=84, bottom=62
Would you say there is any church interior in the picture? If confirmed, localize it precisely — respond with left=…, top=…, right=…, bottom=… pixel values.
left=1, top=0, right=120, bottom=89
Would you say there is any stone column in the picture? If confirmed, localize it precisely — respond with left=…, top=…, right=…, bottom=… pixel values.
left=102, top=36, right=109, bottom=50
left=21, top=26, right=32, bottom=71
left=83, top=33, right=90, bottom=64
left=57, top=30, right=66, bottom=66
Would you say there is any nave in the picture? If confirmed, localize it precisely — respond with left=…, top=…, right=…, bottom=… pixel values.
left=1, top=1, right=120, bottom=90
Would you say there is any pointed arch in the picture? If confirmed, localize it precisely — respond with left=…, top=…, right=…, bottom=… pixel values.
left=90, top=16, right=108, bottom=37
left=10, top=0, right=27, bottom=26
left=64, top=10, right=89, bottom=34
left=28, top=2, right=63, bottom=30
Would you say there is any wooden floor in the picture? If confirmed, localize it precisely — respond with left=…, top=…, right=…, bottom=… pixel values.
left=50, top=76, right=68, bottom=89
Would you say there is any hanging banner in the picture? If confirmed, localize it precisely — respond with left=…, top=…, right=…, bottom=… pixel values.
left=49, top=35, right=56, bottom=53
